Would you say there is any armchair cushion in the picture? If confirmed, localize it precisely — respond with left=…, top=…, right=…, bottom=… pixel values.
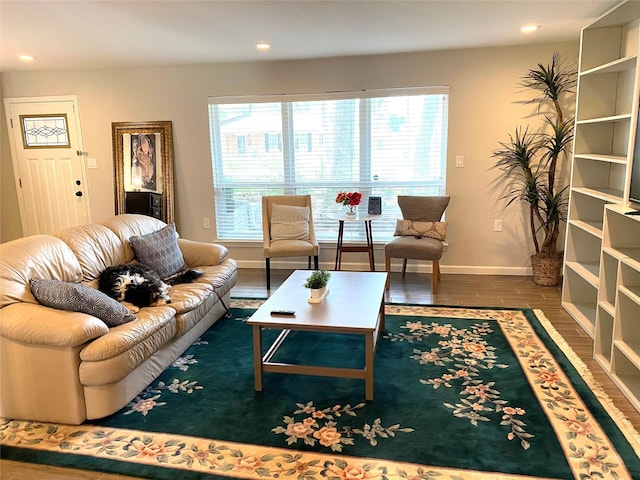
left=270, top=204, right=310, bottom=241
left=394, top=220, right=447, bottom=241
left=385, top=236, right=444, bottom=261
left=130, top=223, right=187, bottom=279
left=30, top=279, right=136, bottom=327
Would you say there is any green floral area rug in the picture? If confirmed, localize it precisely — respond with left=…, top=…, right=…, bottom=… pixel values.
left=2, top=301, right=639, bottom=480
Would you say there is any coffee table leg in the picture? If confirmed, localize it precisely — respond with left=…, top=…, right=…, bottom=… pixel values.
left=252, top=325, right=263, bottom=391
left=365, top=331, right=374, bottom=400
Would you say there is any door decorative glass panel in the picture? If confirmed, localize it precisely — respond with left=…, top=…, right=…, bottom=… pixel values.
left=20, top=114, right=70, bottom=148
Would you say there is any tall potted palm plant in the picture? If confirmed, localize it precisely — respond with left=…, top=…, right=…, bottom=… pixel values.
left=492, top=52, right=576, bottom=286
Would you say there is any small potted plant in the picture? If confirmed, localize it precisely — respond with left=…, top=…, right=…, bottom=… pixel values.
left=303, top=269, right=331, bottom=300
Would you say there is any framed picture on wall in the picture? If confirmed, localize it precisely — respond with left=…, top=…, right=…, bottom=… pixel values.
left=111, top=121, right=174, bottom=224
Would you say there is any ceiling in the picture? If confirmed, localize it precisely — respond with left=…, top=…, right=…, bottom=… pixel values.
left=0, top=0, right=620, bottom=72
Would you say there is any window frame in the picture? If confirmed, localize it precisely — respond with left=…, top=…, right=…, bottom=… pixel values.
left=208, top=87, right=449, bottom=243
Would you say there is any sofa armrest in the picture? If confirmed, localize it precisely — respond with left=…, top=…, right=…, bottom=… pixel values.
left=0, top=303, right=108, bottom=348
left=178, top=238, right=228, bottom=267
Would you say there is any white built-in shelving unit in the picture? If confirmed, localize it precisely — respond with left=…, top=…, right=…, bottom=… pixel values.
left=596, top=204, right=640, bottom=412
left=562, top=0, right=640, bottom=412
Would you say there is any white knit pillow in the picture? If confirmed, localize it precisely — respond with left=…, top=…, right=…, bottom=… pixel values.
left=270, top=204, right=310, bottom=241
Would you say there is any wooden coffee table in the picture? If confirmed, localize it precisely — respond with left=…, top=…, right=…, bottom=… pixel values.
left=247, top=270, right=387, bottom=400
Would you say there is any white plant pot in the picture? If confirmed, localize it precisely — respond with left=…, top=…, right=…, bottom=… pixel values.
left=309, top=287, right=326, bottom=299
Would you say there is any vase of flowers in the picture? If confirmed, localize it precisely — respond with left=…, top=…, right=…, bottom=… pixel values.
left=335, top=191, right=362, bottom=215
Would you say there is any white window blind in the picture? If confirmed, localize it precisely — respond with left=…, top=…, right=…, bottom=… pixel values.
left=208, top=87, right=448, bottom=242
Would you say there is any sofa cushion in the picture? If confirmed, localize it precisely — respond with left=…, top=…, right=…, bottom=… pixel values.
left=0, top=235, right=84, bottom=309
left=79, top=307, right=176, bottom=386
left=53, top=223, right=128, bottom=282
left=101, top=214, right=168, bottom=263
left=130, top=223, right=187, bottom=279
left=30, top=279, right=136, bottom=327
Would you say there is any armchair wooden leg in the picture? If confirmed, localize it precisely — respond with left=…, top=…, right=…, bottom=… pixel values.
left=308, top=257, right=311, bottom=269
left=314, top=256, right=319, bottom=269
left=266, top=258, right=271, bottom=290
left=402, top=259, right=407, bottom=277
left=385, top=257, right=391, bottom=289
left=432, top=260, right=440, bottom=294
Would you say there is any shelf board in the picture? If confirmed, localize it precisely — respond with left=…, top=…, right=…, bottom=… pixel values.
left=588, top=0, right=640, bottom=29
left=580, top=55, right=637, bottom=76
left=610, top=374, right=640, bottom=413
left=614, top=340, right=640, bottom=369
left=597, top=299, right=616, bottom=317
left=566, top=261, right=600, bottom=287
left=594, top=353, right=612, bottom=372
left=616, top=247, right=640, bottom=263
left=561, top=301, right=596, bottom=339
left=576, top=113, right=632, bottom=125
left=569, top=219, right=603, bottom=237
left=623, top=283, right=640, bottom=298
left=619, top=285, right=640, bottom=306
left=602, top=246, right=630, bottom=261
left=574, top=153, right=627, bottom=165
left=571, top=186, right=623, bottom=203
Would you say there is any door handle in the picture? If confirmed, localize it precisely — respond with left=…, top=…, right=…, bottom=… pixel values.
left=75, top=191, right=83, bottom=197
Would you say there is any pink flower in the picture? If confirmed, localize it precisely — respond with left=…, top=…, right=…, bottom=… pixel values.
left=503, top=407, right=525, bottom=416
left=337, top=464, right=371, bottom=479
left=233, top=454, right=264, bottom=473
left=335, top=191, right=362, bottom=206
left=285, top=421, right=314, bottom=439
left=129, top=439, right=180, bottom=459
left=565, top=419, right=593, bottom=436
left=313, top=426, right=341, bottom=447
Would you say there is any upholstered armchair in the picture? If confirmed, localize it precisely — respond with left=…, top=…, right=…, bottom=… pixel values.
left=262, top=195, right=319, bottom=289
left=384, top=195, right=450, bottom=293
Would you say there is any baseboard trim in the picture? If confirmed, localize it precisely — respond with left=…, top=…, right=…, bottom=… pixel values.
left=235, top=259, right=532, bottom=276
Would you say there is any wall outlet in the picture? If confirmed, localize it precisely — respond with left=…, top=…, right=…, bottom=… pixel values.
left=203, top=217, right=210, bottom=229
left=494, top=219, right=503, bottom=232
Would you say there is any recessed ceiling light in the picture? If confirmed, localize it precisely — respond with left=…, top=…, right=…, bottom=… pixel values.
left=521, top=25, right=541, bottom=34
left=255, top=43, right=271, bottom=51
left=18, top=54, right=35, bottom=61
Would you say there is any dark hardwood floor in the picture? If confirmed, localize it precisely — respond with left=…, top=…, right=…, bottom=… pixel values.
left=2, top=268, right=639, bottom=480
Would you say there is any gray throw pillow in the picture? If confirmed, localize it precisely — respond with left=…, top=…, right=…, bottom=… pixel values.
left=129, top=223, right=186, bottom=279
left=30, top=278, right=136, bottom=327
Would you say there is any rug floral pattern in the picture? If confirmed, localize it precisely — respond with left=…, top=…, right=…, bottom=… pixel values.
left=1, top=303, right=638, bottom=480
left=384, top=319, right=534, bottom=449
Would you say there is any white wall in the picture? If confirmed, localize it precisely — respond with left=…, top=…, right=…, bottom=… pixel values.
left=0, top=41, right=578, bottom=273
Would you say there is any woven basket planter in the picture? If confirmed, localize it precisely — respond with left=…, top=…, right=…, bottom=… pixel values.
left=531, top=253, right=563, bottom=287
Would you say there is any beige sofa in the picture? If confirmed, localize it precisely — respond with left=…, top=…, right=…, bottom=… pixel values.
left=0, top=214, right=237, bottom=425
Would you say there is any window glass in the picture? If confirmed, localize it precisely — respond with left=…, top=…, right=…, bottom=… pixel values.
left=208, top=88, right=448, bottom=241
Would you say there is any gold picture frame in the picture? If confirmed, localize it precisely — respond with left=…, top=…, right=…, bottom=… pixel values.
left=112, top=121, right=174, bottom=224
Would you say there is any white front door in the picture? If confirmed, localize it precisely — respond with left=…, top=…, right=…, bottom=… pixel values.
left=4, top=96, right=91, bottom=236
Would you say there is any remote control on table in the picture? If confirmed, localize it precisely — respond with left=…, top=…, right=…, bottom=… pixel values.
left=270, top=310, right=296, bottom=316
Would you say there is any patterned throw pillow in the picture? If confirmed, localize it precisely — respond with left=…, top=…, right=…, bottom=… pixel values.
left=30, top=278, right=136, bottom=327
left=394, top=220, right=447, bottom=241
left=270, top=204, right=311, bottom=241
left=129, top=223, right=187, bottom=279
